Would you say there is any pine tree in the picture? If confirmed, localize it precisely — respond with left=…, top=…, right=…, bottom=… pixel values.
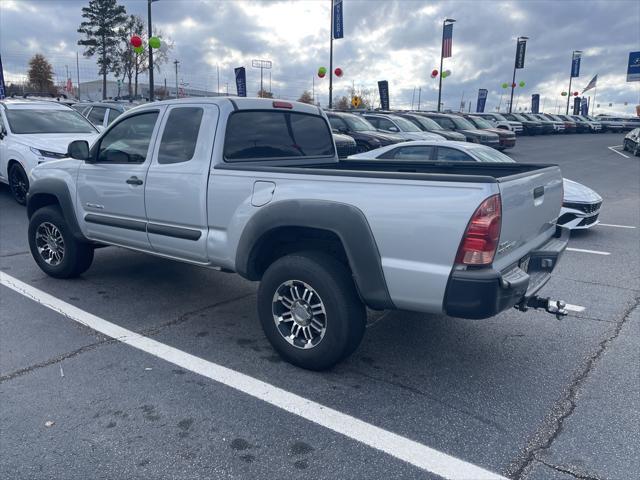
left=27, top=54, right=55, bottom=93
left=77, top=0, right=127, bottom=99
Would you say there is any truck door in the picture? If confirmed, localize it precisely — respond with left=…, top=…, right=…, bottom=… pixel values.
left=76, top=109, right=161, bottom=250
left=144, top=104, right=217, bottom=263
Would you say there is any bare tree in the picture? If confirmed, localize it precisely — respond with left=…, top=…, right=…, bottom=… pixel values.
left=335, top=96, right=350, bottom=110
left=297, top=90, right=313, bottom=104
left=257, top=88, right=274, bottom=99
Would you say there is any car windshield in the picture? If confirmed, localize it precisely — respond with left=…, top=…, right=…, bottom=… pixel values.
left=451, top=116, right=476, bottom=129
left=342, top=115, right=376, bottom=131
left=390, top=116, right=421, bottom=132
left=469, top=117, right=493, bottom=129
left=512, top=114, right=528, bottom=122
left=492, top=113, right=507, bottom=121
left=572, top=116, right=586, bottom=122
left=408, top=115, right=443, bottom=130
left=6, top=108, right=97, bottom=134
left=468, top=146, right=516, bottom=163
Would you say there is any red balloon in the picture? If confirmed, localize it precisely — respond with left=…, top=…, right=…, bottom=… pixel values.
left=573, top=92, right=579, bottom=96
left=318, top=72, right=326, bottom=78
left=512, top=82, right=517, bottom=88
left=431, top=69, right=438, bottom=77
left=334, top=67, right=343, bottom=77
left=130, top=35, right=142, bottom=48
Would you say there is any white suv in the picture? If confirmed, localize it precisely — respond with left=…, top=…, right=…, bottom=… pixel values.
left=473, top=112, right=523, bottom=134
left=0, top=99, right=99, bottom=204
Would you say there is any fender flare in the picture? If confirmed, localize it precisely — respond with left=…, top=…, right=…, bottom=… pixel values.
left=235, top=200, right=394, bottom=310
left=27, top=178, right=87, bottom=242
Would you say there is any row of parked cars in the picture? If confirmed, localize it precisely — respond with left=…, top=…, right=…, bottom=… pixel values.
left=327, top=109, right=640, bottom=159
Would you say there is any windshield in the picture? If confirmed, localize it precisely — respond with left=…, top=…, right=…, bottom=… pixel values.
left=468, top=146, right=516, bottom=163
left=342, top=115, right=376, bottom=131
left=512, top=113, right=528, bottom=122
left=408, top=115, right=443, bottom=130
left=451, top=116, right=476, bottom=129
left=492, top=113, right=507, bottom=121
left=6, top=108, right=97, bottom=134
left=468, top=117, right=493, bottom=129
left=391, top=116, right=421, bottom=132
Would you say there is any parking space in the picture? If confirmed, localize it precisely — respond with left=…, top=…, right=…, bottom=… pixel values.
left=1, top=133, right=638, bottom=480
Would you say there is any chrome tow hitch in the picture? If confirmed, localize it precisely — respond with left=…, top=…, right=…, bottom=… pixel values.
left=516, top=295, right=568, bottom=320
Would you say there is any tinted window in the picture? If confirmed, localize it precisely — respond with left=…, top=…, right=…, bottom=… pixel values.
left=328, top=116, right=347, bottom=131
left=436, top=147, right=474, bottom=161
left=5, top=109, right=97, bottom=134
left=376, top=118, right=397, bottom=131
left=382, top=146, right=434, bottom=160
left=88, top=107, right=107, bottom=125
left=158, top=107, right=203, bottom=164
left=97, top=112, right=158, bottom=164
left=107, top=108, right=121, bottom=124
left=432, top=117, right=455, bottom=130
left=224, top=111, right=334, bottom=161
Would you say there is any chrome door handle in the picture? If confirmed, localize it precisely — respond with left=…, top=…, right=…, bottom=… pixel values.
left=126, top=176, right=143, bottom=186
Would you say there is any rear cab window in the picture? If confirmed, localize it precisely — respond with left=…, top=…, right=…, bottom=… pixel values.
left=224, top=110, right=335, bottom=162
left=158, top=107, right=204, bottom=164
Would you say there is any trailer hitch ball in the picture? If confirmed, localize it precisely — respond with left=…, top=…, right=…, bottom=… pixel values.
left=516, top=296, right=569, bottom=320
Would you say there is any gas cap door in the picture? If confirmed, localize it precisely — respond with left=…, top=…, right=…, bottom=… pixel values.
left=251, top=181, right=276, bottom=207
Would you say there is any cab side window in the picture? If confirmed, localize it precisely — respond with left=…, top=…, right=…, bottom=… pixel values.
left=107, top=108, right=121, bottom=125
left=88, top=107, right=107, bottom=126
left=157, top=107, right=204, bottom=164
left=97, top=112, right=159, bottom=164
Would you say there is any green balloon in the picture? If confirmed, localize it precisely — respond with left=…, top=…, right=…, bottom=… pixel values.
left=501, top=82, right=508, bottom=89
left=519, top=81, right=525, bottom=87
left=318, top=67, right=327, bottom=75
left=149, top=36, right=161, bottom=49
left=134, top=45, right=144, bottom=54
left=561, top=91, right=568, bottom=96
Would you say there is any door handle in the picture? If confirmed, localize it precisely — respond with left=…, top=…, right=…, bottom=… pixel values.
left=126, top=176, right=143, bottom=186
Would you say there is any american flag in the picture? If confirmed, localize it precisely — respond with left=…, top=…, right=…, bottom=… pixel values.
left=442, top=23, right=453, bottom=58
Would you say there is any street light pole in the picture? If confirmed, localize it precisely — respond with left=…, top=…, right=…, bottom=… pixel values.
left=566, top=50, right=582, bottom=114
left=174, top=59, right=179, bottom=99
left=509, top=36, right=528, bottom=113
left=147, top=0, right=158, bottom=101
left=437, top=18, right=455, bottom=112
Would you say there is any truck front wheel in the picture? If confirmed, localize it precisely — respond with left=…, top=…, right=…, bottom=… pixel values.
left=257, top=252, right=366, bottom=370
left=28, top=206, right=94, bottom=279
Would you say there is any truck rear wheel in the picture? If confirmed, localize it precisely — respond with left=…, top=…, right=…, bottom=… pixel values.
left=28, top=206, right=94, bottom=279
left=257, top=252, right=366, bottom=370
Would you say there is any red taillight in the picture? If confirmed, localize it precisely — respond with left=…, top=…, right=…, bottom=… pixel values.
left=273, top=101, right=293, bottom=109
left=455, top=194, right=502, bottom=266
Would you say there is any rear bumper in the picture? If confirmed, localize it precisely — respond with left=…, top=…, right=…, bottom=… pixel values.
left=443, top=226, right=569, bottom=319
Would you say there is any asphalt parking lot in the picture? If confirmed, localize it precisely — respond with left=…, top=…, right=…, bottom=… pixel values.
left=1, top=132, right=638, bottom=480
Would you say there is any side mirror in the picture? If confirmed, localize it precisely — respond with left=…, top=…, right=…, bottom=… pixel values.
left=67, top=140, right=90, bottom=161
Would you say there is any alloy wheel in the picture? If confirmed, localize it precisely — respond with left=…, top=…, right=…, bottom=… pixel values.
left=35, top=222, right=65, bottom=266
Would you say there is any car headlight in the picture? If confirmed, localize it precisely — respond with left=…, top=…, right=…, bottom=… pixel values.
left=29, top=147, right=67, bottom=159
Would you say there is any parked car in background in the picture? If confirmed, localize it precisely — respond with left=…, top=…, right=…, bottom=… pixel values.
left=349, top=140, right=602, bottom=230
left=362, top=113, right=446, bottom=141
left=501, top=112, right=544, bottom=135
left=596, top=115, right=640, bottom=131
left=524, top=113, right=565, bottom=133
left=462, top=115, right=516, bottom=150
left=332, top=132, right=357, bottom=158
left=557, top=114, right=589, bottom=133
left=397, top=113, right=468, bottom=141
left=26, top=97, right=570, bottom=369
left=325, top=111, right=405, bottom=153
left=570, top=115, right=602, bottom=133
left=587, top=115, right=624, bottom=132
left=470, top=112, right=523, bottom=134
left=421, top=112, right=500, bottom=148
left=73, top=101, right=136, bottom=130
left=0, top=99, right=99, bottom=204
left=543, top=114, right=576, bottom=133
left=623, top=128, right=640, bottom=156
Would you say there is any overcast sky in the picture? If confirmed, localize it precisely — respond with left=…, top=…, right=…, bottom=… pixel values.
left=1, top=0, right=639, bottom=114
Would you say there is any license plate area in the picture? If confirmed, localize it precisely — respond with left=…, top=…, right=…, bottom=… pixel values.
left=519, top=256, right=530, bottom=273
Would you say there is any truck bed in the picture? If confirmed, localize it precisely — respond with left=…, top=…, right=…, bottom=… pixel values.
left=217, top=160, right=557, bottom=183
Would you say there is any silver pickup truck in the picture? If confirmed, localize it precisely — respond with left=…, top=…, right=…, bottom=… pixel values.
left=26, top=98, right=568, bottom=370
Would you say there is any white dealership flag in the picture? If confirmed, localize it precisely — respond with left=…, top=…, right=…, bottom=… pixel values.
left=582, top=74, right=597, bottom=94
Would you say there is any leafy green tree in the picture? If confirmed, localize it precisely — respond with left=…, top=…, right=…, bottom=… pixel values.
left=77, top=0, right=127, bottom=99
left=27, top=54, right=55, bottom=93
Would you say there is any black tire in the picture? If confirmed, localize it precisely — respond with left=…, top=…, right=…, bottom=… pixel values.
left=28, top=206, right=94, bottom=279
left=257, top=251, right=366, bottom=370
left=622, top=140, right=629, bottom=151
left=8, top=163, right=29, bottom=205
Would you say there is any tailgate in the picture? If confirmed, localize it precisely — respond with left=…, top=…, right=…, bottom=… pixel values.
left=493, top=166, right=563, bottom=271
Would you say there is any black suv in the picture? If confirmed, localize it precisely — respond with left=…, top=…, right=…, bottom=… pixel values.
left=325, top=111, right=405, bottom=153
left=501, top=113, right=545, bottom=135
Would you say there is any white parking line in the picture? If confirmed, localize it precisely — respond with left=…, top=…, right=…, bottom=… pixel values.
left=564, top=303, right=586, bottom=313
left=607, top=146, right=630, bottom=158
left=566, top=247, right=611, bottom=256
left=598, top=223, right=637, bottom=229
left=0, top=272, right=506, bottom=480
